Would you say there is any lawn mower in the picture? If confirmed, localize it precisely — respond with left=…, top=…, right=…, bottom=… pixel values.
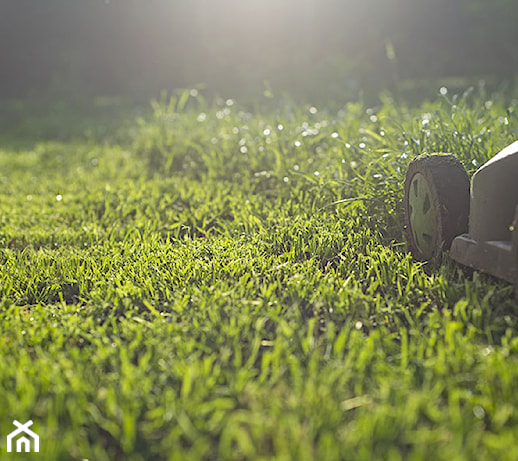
left=403, top=141, right=518, bottom=296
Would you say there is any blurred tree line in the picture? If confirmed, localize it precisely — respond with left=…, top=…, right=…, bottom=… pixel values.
left=1, top=0, right=517, bottom=101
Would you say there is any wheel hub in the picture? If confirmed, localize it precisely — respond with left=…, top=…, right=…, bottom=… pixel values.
left=408, top=173, right=438, bottom=260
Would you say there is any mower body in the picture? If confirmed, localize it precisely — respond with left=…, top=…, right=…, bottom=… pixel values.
left=449, top=141, right=518, bottom=284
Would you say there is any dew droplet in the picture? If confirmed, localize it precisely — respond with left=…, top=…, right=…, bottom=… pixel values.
left=473, top=405, right=485, bottom=419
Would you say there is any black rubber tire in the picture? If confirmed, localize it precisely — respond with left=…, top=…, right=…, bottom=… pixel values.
left=404, top=154, right=470, bottom=264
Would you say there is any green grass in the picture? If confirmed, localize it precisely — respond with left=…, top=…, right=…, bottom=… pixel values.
left=0, top=86, right=518, bottom=460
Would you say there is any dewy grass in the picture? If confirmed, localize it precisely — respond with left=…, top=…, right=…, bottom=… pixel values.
left=0, top=87, right=518, bottom=460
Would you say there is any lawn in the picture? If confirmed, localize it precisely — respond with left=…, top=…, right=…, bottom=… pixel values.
left=0, top=87, right=518, bottom=460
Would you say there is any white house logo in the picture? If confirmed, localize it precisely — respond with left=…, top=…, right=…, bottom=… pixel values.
left=6, top=420, right=39, bottom=453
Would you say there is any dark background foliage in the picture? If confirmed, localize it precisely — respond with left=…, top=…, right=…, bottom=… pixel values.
left=1, top=0, right=517, bottom=100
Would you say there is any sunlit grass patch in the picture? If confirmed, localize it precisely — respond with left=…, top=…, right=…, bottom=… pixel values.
left=0, top=87, right=517, bottom=459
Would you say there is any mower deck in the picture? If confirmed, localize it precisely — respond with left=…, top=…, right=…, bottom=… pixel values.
left=450, top=235, right=518, bottom=284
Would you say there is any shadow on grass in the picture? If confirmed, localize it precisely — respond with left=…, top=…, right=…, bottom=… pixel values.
left=0, top=97, right=141, bottom=150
